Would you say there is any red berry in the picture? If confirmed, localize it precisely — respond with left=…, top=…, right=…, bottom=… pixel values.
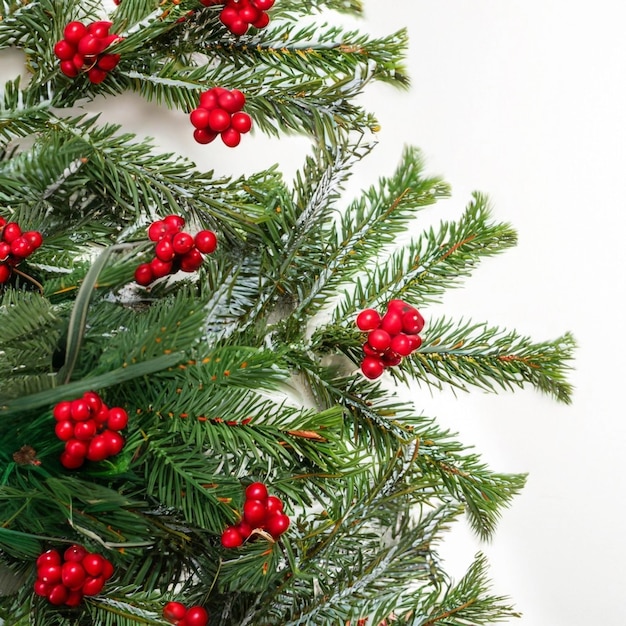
left=199, top=90, right=218, bottom=110
left=97, top=53, right=120, bottom=72
left=380, top=310, right=403, bottom=336
left=60, top=450, right=84, bottom=469
left=59, top=60, right=78, bottom=77
left=406, top=333, right=422, bottom=352
left=194, top=230, right=217, bottom=254
left=62, top=561, right=87, bottom=590
left=0, top=216, right=5, bottom=228
left=10, top=237, right=32, bottom=258
left=360, top=356, right=384, bottom=380
left=101, top=429, right=125, bottom=456
left=54, top=39, right=75, bottom=61
left=101, top=558, right=114, bottom=580
left=236, top=520, right=253, bottom=538
left=71, top=398, right=92, bottom=421
left=207, top=108, right=231, bottom=132
left=87, top=67, right=108, bottom=84
left=367, top=329, right=391, bottom=352
left=55, top=420, right=75, bottom=441
left=221, top=127, right=241, bottom=147
left=179, top=248, right=203, bottom=272
left=37, top=550, right=61, bottom=569
left=74, top=419, right=97, bottom=441
left=226, top=18, right=249, bottom=36
left=190, top=108, right=210, bottom=129
left=389, top=333, right=413, bottom=357
left=193, top=128, right=218, bottom=144
left=106, top=407, right=128, bottom=430
left=252, top=0, right=274, bottom=9
left=402, top=309, right=425, bottom=334
left=172, top=232, right=195, bottom=255
left=220, top=6, right=239, bottom=26
left=77, top=34, right=103, bottom=57
left=87, top=20, right=112, bottom=38
left=164, top=601, right=187, bottom=622
left=72, top=53, right=85, bottom=70
left=230, top=111, right=252, bottom=133
left=185, top=606, right=209, bottom=626
left=251, top=11, right=270, bottom=28
left=23, top=230, right=43, bottom=249
left=2, top=222, right=21, bottom=243
left=37, top=564, right=62, bottom=584
left=245, top=482, right=268, bottom=501
left=82, top=391, right=102, bottom=414
left=33, top=580, right=50, bottom=597
left=147, top=220, right=168, bottom=241
left=163, top=214, right=185, bottom=232
left=82, top=553, right=105, bottom=577
left=243, top=499, right=267, bottom=527
left=155, top=238, right=176, bottom=262
left=221, top=526, right=244, bottom=548
left=362, top=342, right=381, bottom=357
left=47, top=583, right=69, bottom=605
left=239, top=3, right=261, bottom=23
left=356, top=309, right=381, bottom=331
left=64, top=545, right=88, bottom=563
left=134, top=263, right=154, bottom=286
left=94, top=404, right=110, bottom=426
left=265, top=495, right=283, bottom=515
left=81, top=575, right=105, bottom=596
left=150, top=257, right=174, bottom=278
left=63, top=21, right=88, bottom=45
left=86, top=434, right=111, bottom=461
left=64, top=438, right=89, bottom=458
left=0, top=241, right=10, bottom=261
left=0, top=263, right=10, bottom=283
left=265, top=512, right=290, bottom=538
left=53, top=401, right=72, bottom=421
left=222, top=89, right=245, bottom=112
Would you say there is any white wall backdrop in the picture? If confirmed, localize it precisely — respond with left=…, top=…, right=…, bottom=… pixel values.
left=2, top=1, right=626, bottom=624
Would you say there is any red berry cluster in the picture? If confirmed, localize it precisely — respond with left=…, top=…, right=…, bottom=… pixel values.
left=34, top=545, right=114, bottom=606
left=190, top=87, right=252, bottom=147
left=53, top=391, right=127, bottom=469
left=200, top=0, right=274, bottom=35
left=134, top=215, right=217, bottom=286
left=220, top=482, right=290, bottom=548
left=163, top=601, right=210, bottom=626
left=356, top=299, right=425, bottom=380
left=0, top=217, right=43, bottom=284
left=54, top=20, right=122, bottom=83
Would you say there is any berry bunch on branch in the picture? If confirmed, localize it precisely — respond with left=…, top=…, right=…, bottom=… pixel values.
left=0, top=1, right=575, bottom=625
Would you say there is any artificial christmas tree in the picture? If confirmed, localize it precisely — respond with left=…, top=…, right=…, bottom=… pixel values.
left=0, top=1, right=575, bottom=624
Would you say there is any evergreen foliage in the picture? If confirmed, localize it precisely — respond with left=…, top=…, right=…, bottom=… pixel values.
left=0, top=0, right=574, bottom=624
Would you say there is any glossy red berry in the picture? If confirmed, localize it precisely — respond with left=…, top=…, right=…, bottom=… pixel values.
left=265, top=495, right=283, bottom=516
left=360, top=355, right=385, bottom=380
left=33, top=580, right=50, bottom=597
left=87, top=20, right=112, bottom=38
left=163, top=214, right=185, bottom=232
left=194, top=230, right=217, bottom=254
left=265, top=512, right=290, bottom=538
left=55, top=420, right=75, bottom=441
left=356, top=309, right=381, bottom=331
left=61, top=561, right=87, bottom=590
left=65, top=589, right=84, bottom=607
left=150, top=257, right=174, bottom=279
left=230, top=111, right=252, bottom=133
left=82, top=391, right=103, bottom=414
left=221, top=127, right=241, bottom=147
left=387, top=299, right=411, bottom=313
left=2, top=222, right=22, bottom=243
left=37, top=550, right=61, bottom=568
left=190, top=108, right=210, bottom=129
left=60, top=450, right=84, bottom=469
left=179, top=248, right=203, bottom=272
left=82, top=553, right=105, bottom=577
left=251, top=11, right=270, bottom=28
left=64, top=438, right=89, bottom=459
left=207, top=107, right=231, bottom=132
left=252, top=0, right=274, bottom=9
left=47, top=583, right=69, bottom=605
left=53, top=401, right=72, bottom=421
left=73, top=419, right=97, bottom=441
left=380, top=310, right=403, bottom=335
left=81, top=575, right=105, bottom=596
left=54, top=40, right=75, bottom=61
left=220, top=89, right=245, bottom=112
left=87, top=67, right=108, bottom=84
left=147, top=220, right=168, bottom=241
left=0, top=264, right=10, bottom=283
left=155, top=238, right=176, bottom=262
left=367, top=329, right=391, bottom=352
left=86, top=434, right=110, bottom=462
left=10, top=237, right=33, bottom=258
left=37, top=564, right=62, bottom=584
left=71, top=398, right=92, bottom=421
left=402, top=309, right=425, bottom=334
left=245, top=482, right=268, bottom=501
left=193, top=128, right=218, bottom=144
left=390, top=333, right=413, bottom=357
left=243, top=499, right=267, bottom=527
left=77, top=34, right=104, bottom=57
left=172, top=232, right=195, bottom=255
left=101, top=429, right=125, bottom=456
left=381, top=350, right=402, bottom=367
left=106, top=407, right=128, bottom=430
left=64, top=545, right=88, bottom=563
left=163, top=601, right=187, bottom=622
left=23, top=230, right=43, bottom=249
left=134, top=263, right=154, bottom=286
left=63, top=21, right=88, bottom=45
left=221, top=526, right=244, bottom=548
left=185, top=606, right=209, bottom=626
left=97, top=53, right=120, bottom=72
left=60, top=60, right=79, bottom=77
left=199, top=90, right=218, bottom=110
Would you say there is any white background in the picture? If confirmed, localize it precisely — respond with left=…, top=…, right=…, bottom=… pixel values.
left=3, top=1, right=626, bottom=624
